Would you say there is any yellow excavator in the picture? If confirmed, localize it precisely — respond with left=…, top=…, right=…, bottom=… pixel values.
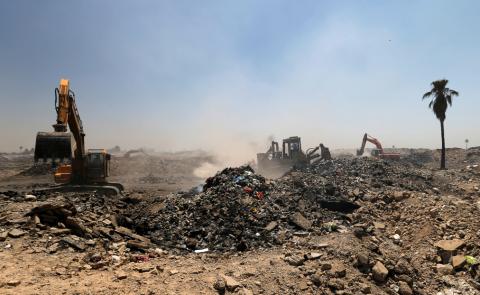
left=34, top=79, right=123, bottom=195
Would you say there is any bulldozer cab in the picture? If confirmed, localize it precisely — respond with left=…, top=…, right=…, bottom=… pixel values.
left=282, top=136, right=302, bottom=159
left=86, top=149, right=110, bottom=182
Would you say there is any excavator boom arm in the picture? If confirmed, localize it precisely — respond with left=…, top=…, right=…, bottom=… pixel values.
left=357, top=133, right=384, bottom=156
left=54, top=79, right=85, bottom=158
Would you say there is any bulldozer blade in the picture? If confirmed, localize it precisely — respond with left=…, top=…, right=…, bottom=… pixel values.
left=34, top=132, right=74, bottom=162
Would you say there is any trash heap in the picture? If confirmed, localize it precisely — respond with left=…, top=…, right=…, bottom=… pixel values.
left=300, top=157, right=435, bottom=195
left=128, top=165, right=358, bottom=252
left=129, top=166, right=274, bottom=252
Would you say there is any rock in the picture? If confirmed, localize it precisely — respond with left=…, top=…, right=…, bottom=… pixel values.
left=397, top=274, right=413, bottom=286
left=353, top=226, right=368, bottom=238
left=290, top=212, right=312, bottom=230
left=185, top=237, right=198, bottom=249
left=115, top=271, right=128, bottom=280
left=310, top=272, right=324, bottom=286
left=26, top=201, right=76, bottom=226
left=0, top=231, right=8, bottom=241
left=359, top=283, right=371, bottom=294
left=331, top=264, right=346, bottom=278
left=189, top=267, right=204, bottom=274
left=327, top=278, right=345, bottom=290
left=373, top=222, right=386, bottom=230
left=284, top=255, right=305, bottom=266
left=451, top=255, right=466, bottom=270
left=239, top=288, right=254, bottom=295
left=134, top=265, right=154, bottom=273
left=372, top=261, right=389, bottom=283
left=64, top=217, right=87, bottom=237
left=306, top=252, right=322, bottom=260
left=221, top=275, right=241, bottom=291
left=398, top=281, right=413, bottom=295
left=102, top=219, right=112, bottom=226
left=264, top=221, right=277, bottom=231
left=6, top=280, right=21, bottom=287
left=394, top=259, right=412, bottom=275
left=313, top=243, right=329, bottom=249
left=47, top=243, right=59, bottom=254
left=24, top=194, right=37, bottom=201
left=321, top=263, right=332, bottom=271
left=434, top=239, right=464, bottom=251
left=298, top=281, right=309, bottom=291
left=8, top=228, right=26, bottom=238
left=115, top=226, right=151, bottom=243
left=436, top=264, right=453, bottom=275
left=213, top=276, right=226, bottom=292
left=126, top=240, right=151, bottom=251
left=61, top=236, right=86, bottom=251
left=56, top=267, right=67, bottom=275
left=111, top=255, right=121, bottom=264
left=393, top=191, right=410, bottom=201
left=356, top=253, right=369, bottom=267
left=49, top=228, right=71, bottom=235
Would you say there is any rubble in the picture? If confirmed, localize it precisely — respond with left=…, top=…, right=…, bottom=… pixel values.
left=127, top=165, right=360, bottom=252
left=0, top=151, right=479, bottom=294
left=8, top=228, right=26, bottom=238
left=290, top=212, right=312, bottom=230
left=221, top=275, right=241, bottom=291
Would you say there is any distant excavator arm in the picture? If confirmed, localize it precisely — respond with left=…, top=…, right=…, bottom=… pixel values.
left=357, top=133, right=384, bottom=156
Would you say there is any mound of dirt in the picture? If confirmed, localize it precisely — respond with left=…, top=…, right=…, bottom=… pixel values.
left=18, top=164, right=54, bottom=176
left=128, top=158, right=439, bottom=253
left=128, top=165, right=358, bottom=252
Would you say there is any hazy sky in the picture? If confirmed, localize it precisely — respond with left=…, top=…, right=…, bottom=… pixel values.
left=1, top=1, right=479, bottom=161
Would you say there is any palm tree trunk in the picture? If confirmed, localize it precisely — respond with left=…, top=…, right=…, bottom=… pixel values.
left=440, top=120, right=446, bottom=169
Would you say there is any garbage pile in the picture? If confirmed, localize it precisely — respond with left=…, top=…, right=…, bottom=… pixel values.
left=129, top=166, right=272, bottom=252
left=300, top=157, right=435, bottom=195
left=128, top=165, right=358, bottom=252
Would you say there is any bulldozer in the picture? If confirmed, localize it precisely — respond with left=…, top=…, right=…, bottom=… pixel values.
left=256, top=136, right=325, bottom=176
left=34, top=79, right=123, bottom=195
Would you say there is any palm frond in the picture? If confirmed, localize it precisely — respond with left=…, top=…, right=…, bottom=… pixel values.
left=450, top=90, right=459, bottom=96
left=429, top=100, right=434, bottom=108
left=422, top=91, right=433, bottom=100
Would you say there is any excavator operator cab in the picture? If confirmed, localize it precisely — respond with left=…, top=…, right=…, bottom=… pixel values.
left=86, top=149, right=111, bottom=182
left=371, top=149, right=381, bottom=157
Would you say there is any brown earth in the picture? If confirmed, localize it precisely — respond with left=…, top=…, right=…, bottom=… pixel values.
left=0, top=149, right=479, bottom=295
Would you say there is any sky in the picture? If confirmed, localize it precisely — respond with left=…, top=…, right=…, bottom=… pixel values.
left=0, top=0, right=479, bottom=163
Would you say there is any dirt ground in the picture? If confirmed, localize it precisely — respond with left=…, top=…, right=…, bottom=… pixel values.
left=0, top=149, right=479, bottom=294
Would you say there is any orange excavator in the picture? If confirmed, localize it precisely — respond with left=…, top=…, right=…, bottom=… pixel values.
left=356, top=133, right=400, bottom=159
left=34, top=79, right=123, bottom=195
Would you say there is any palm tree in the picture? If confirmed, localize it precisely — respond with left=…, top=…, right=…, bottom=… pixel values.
left=422, top=79, right=459, bottom=169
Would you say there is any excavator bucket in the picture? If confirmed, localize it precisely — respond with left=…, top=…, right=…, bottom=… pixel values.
left=34, top=132, right=74, bottom=162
